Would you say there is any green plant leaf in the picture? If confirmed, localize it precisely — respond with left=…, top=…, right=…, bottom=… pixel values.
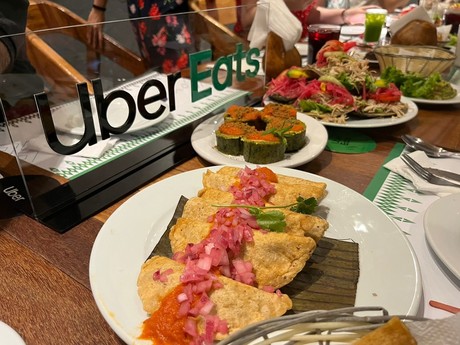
left=213, top=196, right=319, bottom=233
left=290, top=196, right=318, bottom=214
left=252, top=209, right=286, bottom=232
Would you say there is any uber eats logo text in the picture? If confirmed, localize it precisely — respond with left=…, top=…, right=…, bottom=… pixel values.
left=33, top=44, right=260, bottom=155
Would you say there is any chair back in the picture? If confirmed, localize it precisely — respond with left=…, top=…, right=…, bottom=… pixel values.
left=26, top=0, right=146, bottom=101
left=189, top=0, right=249, bottom=59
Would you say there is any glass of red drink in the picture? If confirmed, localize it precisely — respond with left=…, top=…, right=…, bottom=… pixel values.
left=444, top=7, right=460, bottom=34
left=307, top=24, right=341, bottom=65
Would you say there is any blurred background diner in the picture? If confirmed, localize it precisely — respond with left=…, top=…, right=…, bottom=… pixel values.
left=86, top=0, right=196, bottom=73
left=0, top=0, right=44, bottom=119
left=235, top=0, right=380, bottom=40
left=330, top=0, right=412, bottom=13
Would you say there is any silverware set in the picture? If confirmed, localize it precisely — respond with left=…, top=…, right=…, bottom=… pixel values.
left=400, top=135, right=460, bottom=187
left=402, top=134, right=460, bottom=159
left=401, top=154, right=460, bottom=187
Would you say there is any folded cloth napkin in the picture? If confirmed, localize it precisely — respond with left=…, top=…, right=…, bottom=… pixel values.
left=408, top=313, right=460, bottom=345
left=24, top=135, right=119, bottom=159
left=247, top=0, right=302, bottom=51
left=389, top=6, right=432, bottom=36
left=385, top=150, right=460, bottom=196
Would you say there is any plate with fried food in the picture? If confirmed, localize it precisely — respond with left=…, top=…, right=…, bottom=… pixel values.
left=89, top=166, right=421, bottom=345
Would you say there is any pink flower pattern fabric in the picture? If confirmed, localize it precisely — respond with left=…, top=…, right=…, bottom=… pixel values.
left=127, top=0, right=195, bottom=73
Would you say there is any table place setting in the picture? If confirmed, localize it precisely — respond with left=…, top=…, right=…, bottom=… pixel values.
left=385, top=150, right=460, bottom=196
left=370, top=140, right=460, bottom=320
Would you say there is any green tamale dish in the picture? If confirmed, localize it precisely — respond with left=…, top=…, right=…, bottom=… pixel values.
left=261, top=103, right=298, bottom=122
left=215, top=122, right=254, bottom=155
left=242, top=132, right=286, bottom=164
left=267, top=118, right=306, bottom=152
left=224, top=105, right=264, bottom=129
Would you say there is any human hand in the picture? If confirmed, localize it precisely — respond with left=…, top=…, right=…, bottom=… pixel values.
left=344, top=6, right=381, bottom=25
left=87, top=8, right=105, bottom=50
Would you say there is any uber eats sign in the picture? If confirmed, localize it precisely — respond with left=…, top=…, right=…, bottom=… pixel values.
left=32, top=44, right=261, bottom=155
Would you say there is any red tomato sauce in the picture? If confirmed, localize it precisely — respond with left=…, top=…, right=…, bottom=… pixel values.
left=256, top=167, right=278, bottom=183
left=139, top=285, right=191, bottom=345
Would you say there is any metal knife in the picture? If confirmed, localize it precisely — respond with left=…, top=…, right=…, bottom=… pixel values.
left=425, top=167, right=460, bottom=183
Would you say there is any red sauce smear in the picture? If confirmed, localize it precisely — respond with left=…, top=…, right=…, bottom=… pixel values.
left=140, top=285, right=191, bottom=345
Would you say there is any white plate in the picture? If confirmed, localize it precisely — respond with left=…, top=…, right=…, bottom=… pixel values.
left=322, top=97, right=418, bottom=128
left=89, top=166, right=422, bottom=344
left=0, top=321, right=26, bottom=345
left=424, top=193, right=460, bottom=280
left=405, top=84, right=460, bottom=105
left=294, top=42, right=309, bottom=56
left=52, top=97, right=169, bottom=136
left=340, top=25, right=365, bottom=36
left=191, top=112, right=328, bottom=168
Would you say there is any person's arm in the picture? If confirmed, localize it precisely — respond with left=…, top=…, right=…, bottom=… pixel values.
left=238, top=0, right=259, bottom=31
left=378, top=0, right=409, bottom=13
left=309, top=5, right=380, bottom=25
left=87, top=0, right=108, bottom=49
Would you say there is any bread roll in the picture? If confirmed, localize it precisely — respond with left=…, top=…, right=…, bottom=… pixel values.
left=391, top=19, right=437, bottom=46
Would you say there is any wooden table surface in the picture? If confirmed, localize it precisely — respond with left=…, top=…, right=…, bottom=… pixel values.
left=1, top=102, right=459, bottom=344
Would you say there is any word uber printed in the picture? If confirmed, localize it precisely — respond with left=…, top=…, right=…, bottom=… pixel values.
left=33, top=44, right=261, bottom=155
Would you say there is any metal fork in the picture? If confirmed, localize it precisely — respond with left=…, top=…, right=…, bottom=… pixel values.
left=401, top=154, right=460, bottom=188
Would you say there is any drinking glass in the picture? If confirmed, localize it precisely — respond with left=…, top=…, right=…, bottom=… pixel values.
left=307, top=24, right=341, bottom=64
left=444, top=6, right=460, bottom=34
left=364, top=9, right=388, bottom=44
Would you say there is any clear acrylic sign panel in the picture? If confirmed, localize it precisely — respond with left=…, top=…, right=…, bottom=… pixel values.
left=0, top=4, right=267, bottom=232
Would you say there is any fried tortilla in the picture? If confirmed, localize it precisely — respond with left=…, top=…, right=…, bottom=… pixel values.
left=352, top=99, right=409, bottom=118
left=202, top=167, right=327, bottom=203
left=137, top=256, right=293, bottom=338
left=197, top=188, right=328, bottom=242
left=169, top=217, right=317, bottom=289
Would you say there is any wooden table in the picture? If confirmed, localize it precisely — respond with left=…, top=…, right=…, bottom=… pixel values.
left=1, top=103, right=459, bottom=344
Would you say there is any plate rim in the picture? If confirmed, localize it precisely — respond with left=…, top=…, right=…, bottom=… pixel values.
left=265, top=98, right=418, bottom=129
left=190, top=111, right=328, bottom=168
left=340, top=24, right=365, bottom=36
left=424, top=193, right=460, bottom=280
left=321, top=97, right=418, bottom=128
left=0, top=321, right=26, bottom=345
left=89, top=166, right=422, bottom=344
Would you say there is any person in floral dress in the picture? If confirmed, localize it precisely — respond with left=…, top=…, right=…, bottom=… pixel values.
left=88, top=0, right=195, bottom=73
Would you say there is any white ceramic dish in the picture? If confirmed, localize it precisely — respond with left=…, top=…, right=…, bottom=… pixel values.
left=191, top=112, right=328, bottom=168
left=89, top=166, right=422, bottom=344
left=323, top=97, right=418, bottom=128
left=405, top=84, right=460, bottom=105
left=340, top=25, right=365, bottom=36
left=0, top=321, right=26, bottom=345
left=52, top=97, right=169, bottom=136
left=424, top=193, right=460, bottom=280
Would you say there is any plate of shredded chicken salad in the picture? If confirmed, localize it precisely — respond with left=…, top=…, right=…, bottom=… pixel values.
left=265, top=97, right=418, bottom=128
left=263, top=50, right=419, bottom=128
left=312, top=97, right=418, bottom=128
